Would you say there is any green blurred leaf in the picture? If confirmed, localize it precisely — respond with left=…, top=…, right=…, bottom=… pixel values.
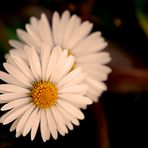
left=137, top=10, right=148, bottom=36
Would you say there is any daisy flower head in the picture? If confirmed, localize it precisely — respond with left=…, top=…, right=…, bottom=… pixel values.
left=8, top=10, right=111, bottom=102
left=0, top=45, right=92, bottom=142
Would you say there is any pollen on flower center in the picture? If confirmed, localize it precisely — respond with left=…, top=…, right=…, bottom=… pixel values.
left=31, top=81, right=58, bottom=108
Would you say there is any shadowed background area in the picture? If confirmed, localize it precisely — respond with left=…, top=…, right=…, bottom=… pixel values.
left=0, top=0, right=148, bottom=147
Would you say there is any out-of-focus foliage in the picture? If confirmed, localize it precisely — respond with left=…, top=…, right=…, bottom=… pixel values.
left=135, top=0, right=148, bottom=36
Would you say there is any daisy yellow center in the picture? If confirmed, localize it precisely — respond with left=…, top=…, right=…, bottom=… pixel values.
left=31, top=81, right=58, bottom=108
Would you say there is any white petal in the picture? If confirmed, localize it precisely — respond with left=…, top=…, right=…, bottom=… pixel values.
left=56, top=55, right=75, bottom=82
left=87, top=69, right=108, bottom=81
left=25, top=46, right=41, bottom=80
left=77, top=52, right=111, bottom=64
left=16, top=104, right=35, bottom=133
left=58, top=67, right=81, bottom=88
left=51, top=106, right=68, bottom=134
left=59, top=73, right=86, bottom=89
left=57, top=10, right=70, bottom=45
left=17, top=29, right=39, bottom=49
left=63, top=15, right=81, bottom=48
left=82, top=64, right=111, bottom=81
left=40, top=13, right=53, bottom=47
left=56, top=105, right=73, bottom=130
left=6, top=51, right=17, bottom=67
left=29, top=17, right=42, bottom=43
left=59, top=84, right=88, bottom=95
left=3, top=103, right=32, bottom=125
left=23, top=107, right=38, bottom=136
left=16, top=29, right=28, bottom=42
left=77, top=41, right=108, bottom=56
left=57, top=104, right=79, bottom=126
left=50, top=50, right=68, bottom=83
left=57, top=99, right=84, bottom=120
left=0, top=108, right=16, bottom=123
left=9, top=40, right=24, bottom=49
left=25, top=24, right=42, bottom=51
left=86, top=76, right=107, bottom=91
left=49, top=46, right=63, bottom=82
left=3, top=63, right=31, bottom=87
left=0, top=71, right=23, bottom=87
left=12, top=51, right=34, bottom=80
left=54, top=50, right=68, bottom=73
left=40, top=44, right=51, bottom=81
left=73, top=32, right=105, bottom=53
left=46, top=108, right=58, bottom=140
left=52, top=11, right=60, bottom=45
left=79, top=63, right=112, bottom=73
left=74, top=32, right=102, bottom=52
left=46, top=123, right=51, bottom=140
left=0, top=84, right=30, bottom=93
left=82, top=39, right=108, bottom=54
left=31, top=109, right=41, bottom=141
left=59, top=94, right=92, bottom=106
left=79, top=64, right=110, bottom=81
left=45, top=46, right=61, bottom=81
left=1, top=97, right=31, bottom=111
left=65, top=121, right=73, bottom=130
left=67, top=21, right=93, bottom=49
left=16, top=132, right=22, bottom=138
left=30, top=16, right=39, bottom=31
left=9, top=49, right=27, bottom=63
left=86, top=89, right=100, bottom=102
left=0, top=93, right=28, bottom=102
left=10, top=117, right=20, bottom=132
left=40, top=109, right=49, bottom=142
left=57, top=125, right=66, bottom=136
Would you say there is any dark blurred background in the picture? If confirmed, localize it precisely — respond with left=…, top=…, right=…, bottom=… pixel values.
left=0, top=0, right=148, bottom=148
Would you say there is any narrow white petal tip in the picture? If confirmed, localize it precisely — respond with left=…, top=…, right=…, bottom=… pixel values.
left=3, top=121, right=8, bottom=125
left=16, top=29, right=23, bottom=35
left=16, top=132, right=21, bottom=138
left=41, top=13, right=46, bottom=18
left=54, top=136, right=58, bottom=140
left=1, top=107, right=6, bottom=111
left=81, top=114, right=85, bottom=120
left=53, top=11, right=59, bottom=16
left=9, top=129, right=13, bottom=132
left=31, top=137, right=34, bottom=141
left=82, top=106, right=87, bottom=110
left=3, top=63, right=6, bottom=67
left=8, top=40, right=13, bottom=45
left=16, top=29, right=20, bottom=33
left=105, top=42, right=108, bottom=46
left=42, top=139, right=46, bottom=143
left=63, top=10, right=70, bottom=16
left=88, top=99, right=93, bottom=105
left=22, top=132, right=27, bottom=137
left=89, top=22, right=93, bottom=29
left=25, top=24, right=30, bottom=31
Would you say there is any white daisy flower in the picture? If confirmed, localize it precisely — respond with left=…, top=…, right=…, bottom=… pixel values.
left=8, top=10, right=111, bottom=102
left=0, top=45, right=92, bottom=142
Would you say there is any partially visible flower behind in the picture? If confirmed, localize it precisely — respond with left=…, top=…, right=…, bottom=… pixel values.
left=0, top=45, right=92, bottom=142
left=8, top=10, right=111, bottom=102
